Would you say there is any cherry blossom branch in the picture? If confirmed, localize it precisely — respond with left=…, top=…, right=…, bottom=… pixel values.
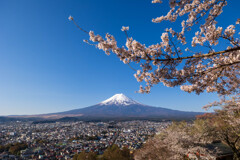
left=69, top=16, right=89, bottom=34
left=152, top=47, right=240, bottom=62
left=68, top=0, right=240, bottom=95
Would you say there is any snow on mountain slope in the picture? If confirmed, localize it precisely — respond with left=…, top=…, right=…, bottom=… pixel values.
left=99, top=93, right=140, bottom=106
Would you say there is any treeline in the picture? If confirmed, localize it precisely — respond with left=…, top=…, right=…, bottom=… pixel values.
left=0, top=142, right=28, bottom=155
left=73, top=144, right=133, bottom=160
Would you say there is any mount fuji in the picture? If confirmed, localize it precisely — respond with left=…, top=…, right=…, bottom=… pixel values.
left=46, top=93, right=203, bottom=119
left=7, top=93, right=203, bottom=121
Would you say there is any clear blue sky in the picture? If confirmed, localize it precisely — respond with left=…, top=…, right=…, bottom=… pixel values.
left=0, top=0, right=239, bottom=115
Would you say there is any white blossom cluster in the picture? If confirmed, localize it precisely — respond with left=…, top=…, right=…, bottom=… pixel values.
left=74, top=0, right=240, bottom=96
left=151, top=0, right=162, bottom=4
left=204, top=94, right=240, bottom=110
left=121, top=26, right=129, bottom=32
left=68, top=15, right=73, bottom=21
left=204, top=94, right=240, bottom=119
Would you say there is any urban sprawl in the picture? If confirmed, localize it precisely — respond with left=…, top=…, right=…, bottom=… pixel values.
left=0, top=121, right=171, bottom=159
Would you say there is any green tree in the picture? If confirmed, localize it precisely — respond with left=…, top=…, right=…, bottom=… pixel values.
left=73, top=151, right=97, bottom=160
left=8, top=142, right=28, bottom=155
left=102, top=144, right=133, bottom=160
left=0, top=145, right=5, bottom=153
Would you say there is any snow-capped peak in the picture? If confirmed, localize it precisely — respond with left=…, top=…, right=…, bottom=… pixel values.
left=100, top=93, right=139, bottom=106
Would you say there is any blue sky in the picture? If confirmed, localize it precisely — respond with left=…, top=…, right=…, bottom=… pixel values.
left=0, top=0, right=239, bottom=115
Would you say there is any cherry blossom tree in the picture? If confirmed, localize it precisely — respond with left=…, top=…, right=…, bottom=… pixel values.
left=135, top=111, right=240, bottom=159
left=69, top=0, right=240, bottom=95
left=135, top=121, right=217, bottom=160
